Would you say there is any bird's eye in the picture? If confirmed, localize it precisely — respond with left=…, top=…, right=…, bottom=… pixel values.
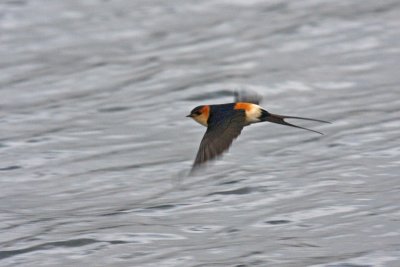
left=195, top=111, right=202, bottom=115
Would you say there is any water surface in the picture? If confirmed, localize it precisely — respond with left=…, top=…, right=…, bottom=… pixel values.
left=1, top=0, right=400, bottom=266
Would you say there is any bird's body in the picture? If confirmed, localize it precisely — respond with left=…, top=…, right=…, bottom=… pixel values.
left=187, top=92, right=329, bottom=172
left=191, top=102, right=262, bottom=127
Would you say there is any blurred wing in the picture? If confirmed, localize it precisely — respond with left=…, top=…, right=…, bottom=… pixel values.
left=234, top=89, right=262, bottom=104
left=191, top=110, right=245, bottom=172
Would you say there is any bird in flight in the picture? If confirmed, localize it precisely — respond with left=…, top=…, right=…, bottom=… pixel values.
left=187, top=91, right=330, bottom=173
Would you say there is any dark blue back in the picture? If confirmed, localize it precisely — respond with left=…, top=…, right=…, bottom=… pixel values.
left=208, top=103, right=243, bottom=125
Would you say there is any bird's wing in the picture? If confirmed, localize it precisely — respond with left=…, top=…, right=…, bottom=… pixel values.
left=234, top=89, right=262, bottom=105
left=191, top=110, right=246, bottom=172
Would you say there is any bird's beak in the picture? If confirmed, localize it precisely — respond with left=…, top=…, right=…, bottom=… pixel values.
left=264, top=113, right=331, bottom=135
left=186, top=114, right=193, bottom=118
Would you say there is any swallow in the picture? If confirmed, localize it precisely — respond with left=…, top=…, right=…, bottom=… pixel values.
left=187, top=91, right=330, bottom=172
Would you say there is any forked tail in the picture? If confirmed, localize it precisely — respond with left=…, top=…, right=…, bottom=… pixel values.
left=260, top=109, right=330, bottom=135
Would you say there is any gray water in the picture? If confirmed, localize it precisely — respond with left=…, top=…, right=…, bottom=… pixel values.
left=1, top=0, right=400, bottom=266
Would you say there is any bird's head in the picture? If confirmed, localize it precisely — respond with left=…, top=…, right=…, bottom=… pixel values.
left=186, top=105, right=210, bottom=127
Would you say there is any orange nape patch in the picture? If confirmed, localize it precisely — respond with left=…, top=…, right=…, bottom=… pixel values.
left=201, top=105, right=210, bottom=117
left=234, top=102, right=253, bottom=111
